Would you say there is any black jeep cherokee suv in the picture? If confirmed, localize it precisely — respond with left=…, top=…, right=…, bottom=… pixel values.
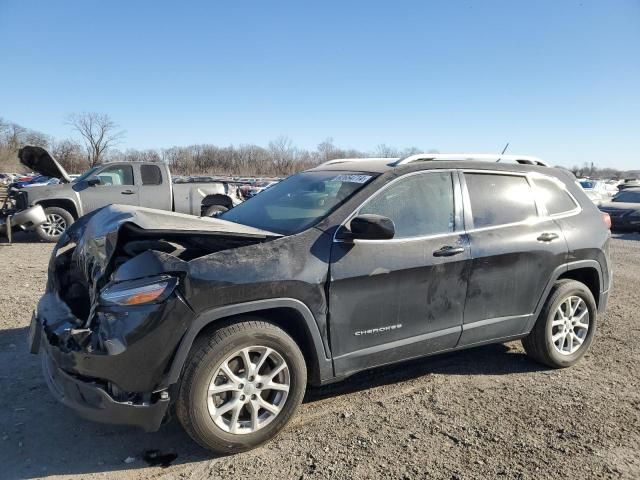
left=29, top=154, right=612, bottom=453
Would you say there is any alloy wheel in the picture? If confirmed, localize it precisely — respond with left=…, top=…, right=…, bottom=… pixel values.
left=207, top=346, right=290, bottom=434
left=41, top=213, right=67, bottom=236
left=551, top=295, right=589, bottom=355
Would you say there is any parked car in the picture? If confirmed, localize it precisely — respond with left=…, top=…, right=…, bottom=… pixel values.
left=584, top=189, right=604, bottom=206
left=617, top=178, right=640, bottom=191
left=30, top=153, right=611, bottom=454
left=578, top=179, right=610, bottom=197
left=3, top=146, right=243, bottom=242
left=17, top=176, right=61, bottom=188
left=599, top=187, right=640, bottom=231
left=0, top=173, right=19, bottom=185
left=604, top=181, right=620, bottom=196
left=245, top=180, right=279, bottom=198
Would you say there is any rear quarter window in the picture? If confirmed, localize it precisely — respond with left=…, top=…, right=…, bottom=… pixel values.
left=141, top=165, right=163, bottom=185
left=465, top=173, right=538, bottom=228
left=533, top=177, right=578, bottom=215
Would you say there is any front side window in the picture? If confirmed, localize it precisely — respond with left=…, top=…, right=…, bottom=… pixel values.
left=358, top=171, right=455, bottom=238
left=220, top=171, right=376, bottom=235
left=533, top=177, right=578, bottom=215
left=465, top=173, right=537, bottom=228
left=97, top=165, right=134, bottom=186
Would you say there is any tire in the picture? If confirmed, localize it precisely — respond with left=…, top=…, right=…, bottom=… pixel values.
left=176, top=318, right=307, bottom=454
left=204, top=205, right=228, bottom=217
left=35, top=206, right=74, bottom=242
left=522, top=279, right=597, bottom=368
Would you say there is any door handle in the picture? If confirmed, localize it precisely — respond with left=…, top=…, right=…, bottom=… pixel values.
left=121, top=190, right=135, bottom=195
left=537, top=232, right=559, bottom=242
left=433, top=245, right=465, bottom=257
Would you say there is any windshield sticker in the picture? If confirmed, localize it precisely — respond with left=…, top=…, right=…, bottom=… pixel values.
left=330, top=174, right=372, bottom=184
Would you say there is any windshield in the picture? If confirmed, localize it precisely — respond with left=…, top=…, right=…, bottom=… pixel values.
left=613, top=191, right=640, bottom=203
left=221, top=171, right=376, bottom=235
left=580, top=180, right=596, bottom=189
left=73, top=167, right=100, bottom=183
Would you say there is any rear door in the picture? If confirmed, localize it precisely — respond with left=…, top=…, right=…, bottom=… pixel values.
left=138, top=164, right=172, bottom=211
left=458, top=171, right=568, bottom=346
left=329, top=170, right=470, bottom=376
left=79, top=164, right=140, bottom=213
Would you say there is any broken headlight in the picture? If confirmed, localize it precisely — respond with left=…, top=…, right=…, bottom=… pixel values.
left=99, top=276, right=178, bottom=306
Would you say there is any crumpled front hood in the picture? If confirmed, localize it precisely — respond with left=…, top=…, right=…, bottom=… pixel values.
left=56, top=204, right=281, bottom=296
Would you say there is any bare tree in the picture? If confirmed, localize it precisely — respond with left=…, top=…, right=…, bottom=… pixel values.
left=375, top=144, right=400, bottom=158
left=51, top=139, right=84, bottom=173
left=268, top=135, right=296, bottom=174
left=66, top=112, right=125, bottom=167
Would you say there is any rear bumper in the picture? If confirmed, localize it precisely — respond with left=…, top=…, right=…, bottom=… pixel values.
left=39, top=339, right=170, bottom=432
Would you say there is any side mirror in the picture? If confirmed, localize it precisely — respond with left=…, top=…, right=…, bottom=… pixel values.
left=348, top=214, right=395, bottom=240
left=87, top=178, right=101, bottom=186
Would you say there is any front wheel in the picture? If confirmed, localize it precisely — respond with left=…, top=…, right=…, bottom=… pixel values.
left=35, top=207, right=74, bottom=242
left=176, top=319, right=307, bottom=454
left=522, top=279, right=597, bottom=368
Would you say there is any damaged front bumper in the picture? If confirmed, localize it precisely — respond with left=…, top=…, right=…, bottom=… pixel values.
left=0, top=204, right=46, bottom=236
left=30, top=286, right=194, bottom=431
left=38, top=336, right=170, bottom=431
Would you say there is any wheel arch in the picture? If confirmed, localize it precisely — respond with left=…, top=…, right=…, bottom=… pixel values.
left=558, top=265, right=601, bottom=307
left=201, top=194, right=233, bottom=215
left=163, top=299, right=334, bottom=388
left=34, top=198, right=79, bottom=219
left=524, top=260, right=605, bottom=334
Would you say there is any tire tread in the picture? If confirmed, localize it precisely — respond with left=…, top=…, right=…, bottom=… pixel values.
left=176, top=318, right=305, bottom=453
left=522, top=279, right=596, bottom=368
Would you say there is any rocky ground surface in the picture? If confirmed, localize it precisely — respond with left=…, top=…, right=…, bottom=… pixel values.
left=1, top=232, right=638, bottom=480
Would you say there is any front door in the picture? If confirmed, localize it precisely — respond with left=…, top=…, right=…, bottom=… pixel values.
left=79, top=164, right=140, bottom=213
left=329, top=170, right=470, bottom=377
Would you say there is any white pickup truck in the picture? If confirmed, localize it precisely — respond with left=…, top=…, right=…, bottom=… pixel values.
left=5, top=146, right=242, bottom=242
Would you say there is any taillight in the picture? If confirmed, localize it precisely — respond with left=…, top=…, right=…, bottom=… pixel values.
left=602, top=212, right=611, bottom=229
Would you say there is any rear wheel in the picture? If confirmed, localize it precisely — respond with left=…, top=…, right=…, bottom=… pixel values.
left=204, top=205, right=228, bottom=217
left=35, top=206, right=74, bottom=242
left=522, top=279, right=597, bottom=368
left=176, top=318, right=307, bottom=454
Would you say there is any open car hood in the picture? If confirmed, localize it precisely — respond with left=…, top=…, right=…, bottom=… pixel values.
left=18, top=146, right=72, bottom=183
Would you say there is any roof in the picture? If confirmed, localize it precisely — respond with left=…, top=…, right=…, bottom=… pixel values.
left=310, top=153, right=551, bottom=174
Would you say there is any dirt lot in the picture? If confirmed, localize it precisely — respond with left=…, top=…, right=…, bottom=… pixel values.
left=1, top=233, right=639, bottom=480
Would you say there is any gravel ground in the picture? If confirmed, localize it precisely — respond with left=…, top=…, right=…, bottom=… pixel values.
left=1, top=232, right=639, bottom=480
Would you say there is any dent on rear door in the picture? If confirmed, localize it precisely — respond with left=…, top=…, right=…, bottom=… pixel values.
left=459, top=220, right=568, bottom=345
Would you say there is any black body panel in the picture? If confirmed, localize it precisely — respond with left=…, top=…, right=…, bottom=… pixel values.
left=32, top=159, right=612, bottom=431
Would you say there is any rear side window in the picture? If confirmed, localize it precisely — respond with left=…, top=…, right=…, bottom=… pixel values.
left=141, top=165, right=163, bottom=185
left=533, top=177, right=577, bottom=215
left=359, top=171, right=455, bottom=238
left=465, top=173, right=537, bottom=228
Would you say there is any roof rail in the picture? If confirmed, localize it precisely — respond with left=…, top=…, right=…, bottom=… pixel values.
left=391, top=153, right=550, bottom=167
left=320, top=157, right=399, bottom=166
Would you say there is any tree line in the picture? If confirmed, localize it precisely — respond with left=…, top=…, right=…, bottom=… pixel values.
left=1, top=113, right=636, bottom=178
left=0, top=113, right=425, bottom=177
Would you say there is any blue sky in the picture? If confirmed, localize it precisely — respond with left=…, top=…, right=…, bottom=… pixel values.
left=1, top=0, right=639, bottom=169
